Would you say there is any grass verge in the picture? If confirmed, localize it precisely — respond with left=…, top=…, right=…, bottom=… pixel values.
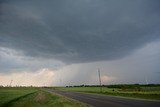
left=0, top=87, right=88, bottom=107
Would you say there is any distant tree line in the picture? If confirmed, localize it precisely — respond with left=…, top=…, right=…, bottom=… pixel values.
left=66, top=84, right=160, bottom=88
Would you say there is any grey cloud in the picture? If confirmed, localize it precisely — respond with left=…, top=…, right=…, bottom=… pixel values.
left=0, top=47, right=64, bottom=72
left=0, top=0, right=160, bottom=63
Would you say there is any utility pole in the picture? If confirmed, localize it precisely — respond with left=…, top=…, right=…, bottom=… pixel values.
left=10, top=80, right=13, bottom=87
left=145, top=76, right=148, bottom=85
left=98, top=68, right=102, bottom=92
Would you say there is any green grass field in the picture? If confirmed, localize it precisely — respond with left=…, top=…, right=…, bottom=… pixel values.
left=54, top=85, right=160, bottom=100
left=0, top=87, right=88, bottom=107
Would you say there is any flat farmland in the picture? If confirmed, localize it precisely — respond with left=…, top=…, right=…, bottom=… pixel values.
left=0, top=87, right=88, bottom=107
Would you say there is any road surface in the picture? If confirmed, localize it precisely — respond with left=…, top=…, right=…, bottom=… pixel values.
left=46, top=89, right=160, bottom=107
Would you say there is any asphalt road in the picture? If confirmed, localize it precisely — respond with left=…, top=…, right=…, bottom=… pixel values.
left=46, top=89, right=160, bottom=107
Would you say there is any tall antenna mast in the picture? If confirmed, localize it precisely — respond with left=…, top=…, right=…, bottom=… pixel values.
left=60, top=79, right=62, bottom=86
left=98, top=68, right=102, bottom=92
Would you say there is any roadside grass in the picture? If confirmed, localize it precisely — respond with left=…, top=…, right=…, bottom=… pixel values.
left=0, top=87, right=88, bottom=107
left=54, top=86, right=160, bottom=100
left=11, top=90, right=88, bottom=107
left=0, top=87, right=37, bottom=106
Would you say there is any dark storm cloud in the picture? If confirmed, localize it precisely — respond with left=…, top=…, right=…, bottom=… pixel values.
left=0, top=0, right=160, bottom=63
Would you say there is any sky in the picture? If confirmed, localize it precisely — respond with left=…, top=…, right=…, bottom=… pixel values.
left=0, top=0, right=160, bottom=86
